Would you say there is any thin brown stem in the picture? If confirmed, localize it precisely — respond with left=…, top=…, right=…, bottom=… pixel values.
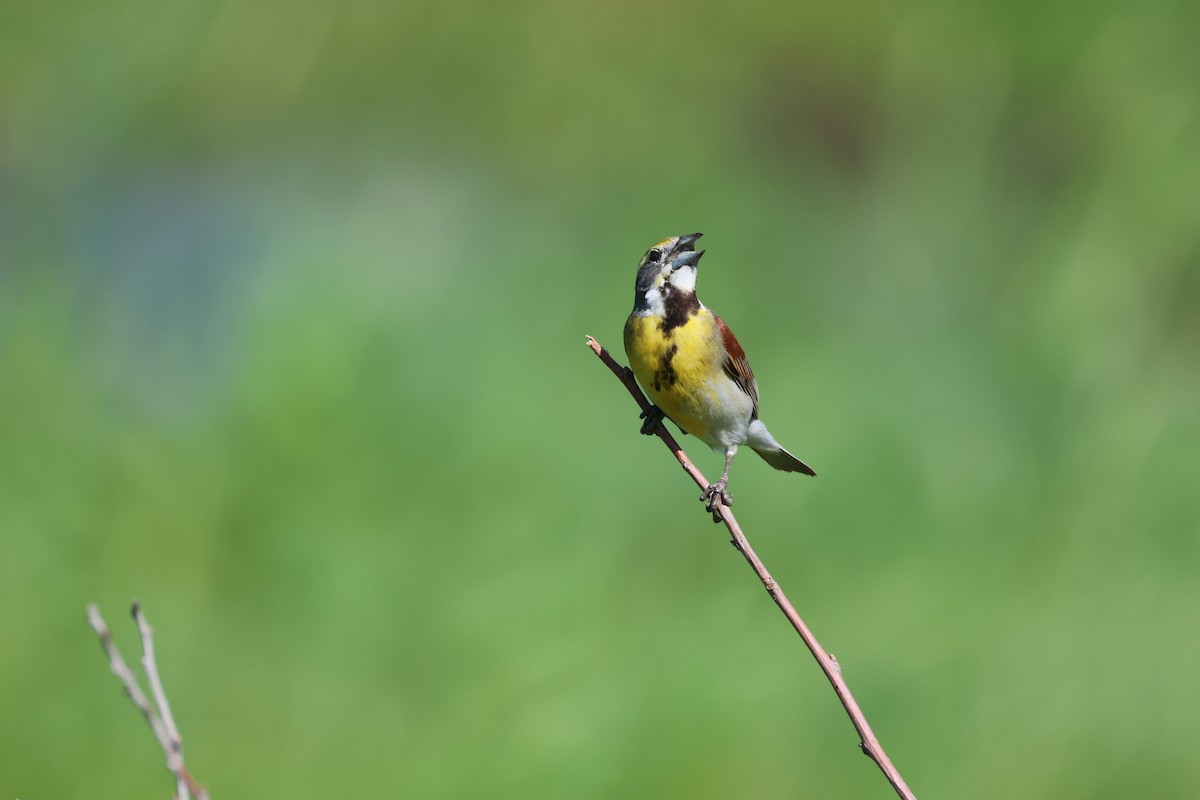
left=586, top=335, right=915, bottom=800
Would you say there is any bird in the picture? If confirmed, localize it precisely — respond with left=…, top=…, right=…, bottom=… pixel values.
left=623, top=232, right=815, bottom=518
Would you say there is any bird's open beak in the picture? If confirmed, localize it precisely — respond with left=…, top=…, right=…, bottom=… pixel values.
left=671, top=232, right=704, bottom=269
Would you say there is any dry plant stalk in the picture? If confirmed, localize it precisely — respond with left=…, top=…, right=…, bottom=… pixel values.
left=86, top=602, right=209, bottom=800
left=586, top=335, right=915, bottom=800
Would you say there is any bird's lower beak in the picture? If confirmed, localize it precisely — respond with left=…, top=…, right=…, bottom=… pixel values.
left=671, top=249, right=704, bottom=269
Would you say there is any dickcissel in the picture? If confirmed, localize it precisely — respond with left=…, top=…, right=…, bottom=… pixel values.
left=623, top=232, right=815, bottom=516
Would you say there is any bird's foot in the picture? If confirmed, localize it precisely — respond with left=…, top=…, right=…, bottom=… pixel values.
left=639, top=405, right=665, bottom=435
left=701, top=479, right=733, bottom=521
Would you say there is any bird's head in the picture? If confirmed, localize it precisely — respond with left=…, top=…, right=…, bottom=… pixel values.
left=632, top=232, right=705, bottom=314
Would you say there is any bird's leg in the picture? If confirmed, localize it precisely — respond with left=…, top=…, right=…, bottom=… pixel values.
left=701, top=445, right=737, bottom=520
left=638, top=405, right=666, bottom=435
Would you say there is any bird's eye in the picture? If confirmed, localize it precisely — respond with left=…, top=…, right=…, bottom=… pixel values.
left=646, top=249, right=663, bottom=263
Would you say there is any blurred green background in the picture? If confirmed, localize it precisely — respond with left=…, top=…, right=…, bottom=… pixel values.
left=2, top=0, right=1199, bottom=797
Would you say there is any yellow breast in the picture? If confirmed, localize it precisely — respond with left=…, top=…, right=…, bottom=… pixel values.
left=623, top=309, right=725, bottom=445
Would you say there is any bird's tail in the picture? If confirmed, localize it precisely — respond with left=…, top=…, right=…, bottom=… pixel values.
left=752, top=445, right=817, bottom=476
left=747, top=419, right=816, bottom=476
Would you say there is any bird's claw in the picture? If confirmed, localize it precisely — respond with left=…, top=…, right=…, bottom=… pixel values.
left=638, top=406, right=665, bottom=435
left=701, top=479, right=733, bottom=521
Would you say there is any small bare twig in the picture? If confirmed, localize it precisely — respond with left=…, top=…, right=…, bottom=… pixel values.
left=87, top=603, right=209, bottom=800
left=586, top=335, right=915, bottom=800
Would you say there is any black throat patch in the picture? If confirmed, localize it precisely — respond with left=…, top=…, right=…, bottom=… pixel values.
left=658, top=286, right=700, bottom=334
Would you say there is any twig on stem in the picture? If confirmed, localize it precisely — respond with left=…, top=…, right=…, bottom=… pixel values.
left=87, top=603, right=209, bottom=800
left=585, top=335, right=915, bottom=800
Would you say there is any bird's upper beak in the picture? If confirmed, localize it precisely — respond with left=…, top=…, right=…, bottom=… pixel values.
left=670, top=232, right=704, bottom=269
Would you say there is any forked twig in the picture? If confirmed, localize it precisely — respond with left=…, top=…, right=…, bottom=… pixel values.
left=87, top=603, right=209, bottom=800
left=586, top=335, right=915, bottom=800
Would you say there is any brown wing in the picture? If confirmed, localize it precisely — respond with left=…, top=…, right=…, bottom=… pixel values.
left=714, top=314, right=760, bottom=419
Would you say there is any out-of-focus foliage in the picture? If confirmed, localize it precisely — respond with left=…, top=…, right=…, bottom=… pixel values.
left=2, top=1, right=1198, bottom=797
